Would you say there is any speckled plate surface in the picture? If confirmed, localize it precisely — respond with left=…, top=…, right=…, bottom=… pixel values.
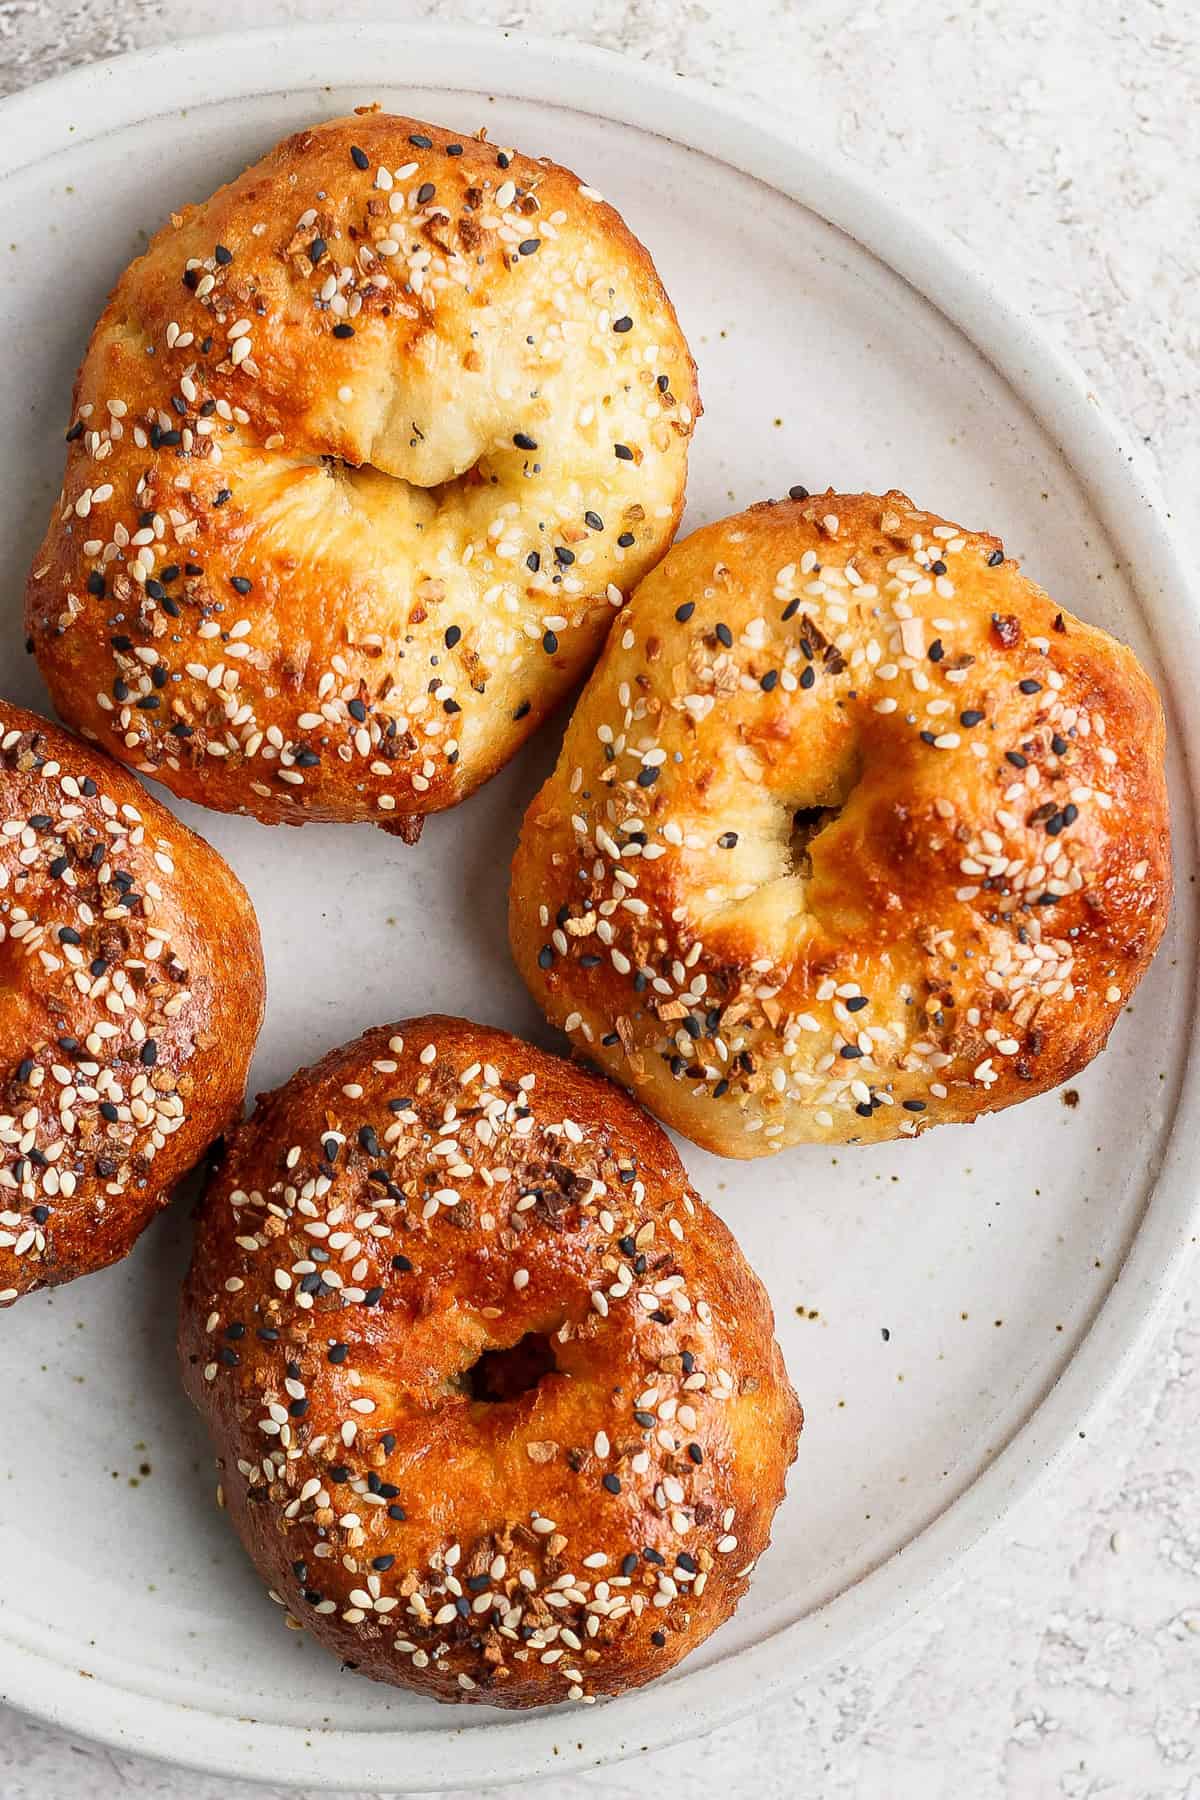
left=0, top=22, right=1196, bottom=1792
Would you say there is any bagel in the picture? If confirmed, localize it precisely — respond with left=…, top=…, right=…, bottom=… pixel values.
left=0, top=698, right=263, bottom=1303
left=26, top=113, right=698, bottom=838
left=509, top=491, right=1171, bottom=1155
left=179, top=1016, right=800, bottom=1707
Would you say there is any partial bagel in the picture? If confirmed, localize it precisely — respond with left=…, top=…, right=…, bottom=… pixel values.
left=0, top=698, right=264, bottom=1303
left=179, top=1016, right=800, bottom=1707
left=26, top=113, right=698, bottom=837
left=510, top=491, right=1171, bottom=1155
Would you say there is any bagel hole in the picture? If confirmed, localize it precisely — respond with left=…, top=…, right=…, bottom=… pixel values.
left=789, top=805, right=838, bottom=878
left=786, top=750, right=863, bottom=877
left=467, top=1331, right=559, bottom=1403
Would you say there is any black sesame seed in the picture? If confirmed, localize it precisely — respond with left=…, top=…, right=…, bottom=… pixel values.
left=371, top=1554, right=395, bottom=1571
left=387, top=1503, right=407, bottom=1520
left=537, top=945, right=555, bottom=969
left=781, top=598, right=801, bottom=621
left=554, top=546, right=575, bottom=566
left=410, top=134, right=432, bottom=148
left=513, top=699, right=531, bottom=720
left=327, top=1343, right=349, bottom=1364
left=717, top=831, right=738, bottom=849
left=839, top=1044, right=864, bottom=1059
left=988, top=549, right=1005, bottom=566
left=416, top=181, right=435, bottom=205
left=845, top=995, right=869, bottom=1012
left=517, top=238, right=540, bottom=256
left=760, top=669, right=779, bottom=692
left=674, top=601, right=695, bottom=623
left=960, top=710, right=985, bottom=727
left=86, top=571, right=105, bottom=597
left=230, top=575, right=252, bottom=595
left=542, top=630, right=559, bottom=655
left=1005, top=750, right=1028, bottom=768
left=636, top=765, right=659, bottom=788
left=614, top=443, right=633, bottom=461
left=444, top=625, right=462, bottom=649
left=602, top=1473, right=621, bottom=1493
left=391, top=1254, right=413, bottom=1272
left=332, top=323, right=355, bottom=339
left=350, top=145, right=370, bottom=169
left=617, top=531, right=635, bottom=548
left=139, top=1040, right=158, bottom=1066
left=687, top=1443, right=704, bottom=1464
left=800, top=665, right=816, bottom=690
left=928, top=639, right=944, bottom=663
left=525, top=550, right=540, bottom=571
left=612, top=315, right=633, bottom=333
left=1019, top=678, right=1042, bottom=694
left=213, top=488, right=232, bottom=507
left=585, top=511, right=604, bottom=531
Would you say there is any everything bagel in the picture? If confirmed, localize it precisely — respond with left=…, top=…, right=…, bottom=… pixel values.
left=179, top=1016, right=800, bottom=1706
left=26, top=113, right=698, bottom=837
left=0, top=698, right=263, bottom=1302
left=509, top=491, right=1171, bottom=1155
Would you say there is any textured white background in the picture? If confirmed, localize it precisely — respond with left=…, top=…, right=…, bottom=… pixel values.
left=1, top=2, right=1197, bottom=1795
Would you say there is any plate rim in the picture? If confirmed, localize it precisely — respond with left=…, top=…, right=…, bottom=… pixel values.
left=0, top=18, right=1197, bottom=1791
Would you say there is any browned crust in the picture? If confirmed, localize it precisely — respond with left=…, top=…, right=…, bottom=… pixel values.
left=0, top=698, right=264, bottom=1301
left=509, top=490, right=1172, bottom=1155
left=26, top=112, right=699, bottom=829
left=179, top=1016, right=800, bottom=1706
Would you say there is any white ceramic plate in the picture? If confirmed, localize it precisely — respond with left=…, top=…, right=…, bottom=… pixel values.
left=0, top=22, right=1196, bottom=1792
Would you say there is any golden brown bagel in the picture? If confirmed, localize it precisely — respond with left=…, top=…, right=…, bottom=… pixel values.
left=0, top=698, right=264, bottom=1303
left=509, top=491, right=1171, bottom=1155
left=179, top=1016, right=800, bottom=1707
left=26, top=113, right=698, bottom=838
